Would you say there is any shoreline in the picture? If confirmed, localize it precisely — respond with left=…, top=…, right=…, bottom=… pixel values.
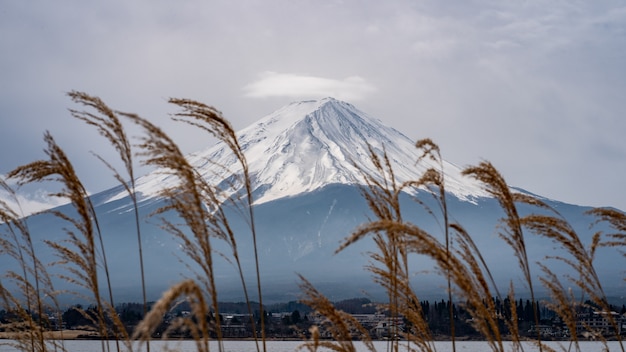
left=0, top=333, right=599, bottom=342
left=0, top=330, right=98, bottom=340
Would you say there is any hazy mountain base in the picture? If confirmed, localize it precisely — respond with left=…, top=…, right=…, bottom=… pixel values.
left=1, top=183, right=621, bottom=306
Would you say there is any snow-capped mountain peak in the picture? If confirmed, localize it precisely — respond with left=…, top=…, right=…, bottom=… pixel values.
left=118, top=98, right=487, bottom=205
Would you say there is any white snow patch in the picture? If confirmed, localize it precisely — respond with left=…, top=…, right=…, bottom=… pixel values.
left=105, top=97, right=490, bottom=206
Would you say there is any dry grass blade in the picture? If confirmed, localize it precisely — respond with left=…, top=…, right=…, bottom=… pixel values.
left=341, top=144, right=417, bottom=254
left=0, top=179, right=65, bottom=352
left=7, top=132, right=121, bottom=351
left=521, top=214, right=623, bottom=350
left=463, top=161, right=542, bottom=350
left=168, top=98, right=243, bottom=165
left=122, top=112, right=225, bottom=348
left=588, top=208, right=626, bottom=257
left=345, top=144, right=402, bottom=231
left=68, top=91, right=149, bottom=349
left=503, top=284, right=525, bottom=352
left=451, top=220, right=515, bottom=350
left=352, top=219, right=506, bottom=351
left=364, top=236, right=407, bottom=352
left=537, top=263, right=580, bottom=350
left=66, top=91, right=133, bottom=179
left=462, top=162, right=530, bottom=286
left=339, top=144, right=513, bottom=350
left=133, top=280, right=209, bottom=352
left=444, top=232, right=504, bottom=351
left=168, top=98, right=264, bottom=351
left=415, top=138, right=456, bottom=351
left=450, top=223, right=501, bottom=300
left=521, top=215, right=594, bottom=276
left=0, top=280, right=53, bottom=352
left=415, top=138, right=440, bottom=162
left=346, top=145, right=413, bottom=352
left=0, top=180, right=48, bottom=351
left=298, top=275, right=375, bottom=352
left=588, top=208, right=626, bottom=233
left=365, top=235, right=435, bottom=352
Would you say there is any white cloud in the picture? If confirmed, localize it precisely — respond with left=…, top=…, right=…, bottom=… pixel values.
left=243, top=72, right=376, bottom=101
left=0, top=177, right=69, bottom=217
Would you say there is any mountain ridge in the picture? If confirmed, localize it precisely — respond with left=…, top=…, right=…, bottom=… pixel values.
left=106, top=97, right=488, bottom=207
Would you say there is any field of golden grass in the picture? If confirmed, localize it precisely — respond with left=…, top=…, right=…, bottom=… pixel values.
left=1, top=92, right=624, bottom=352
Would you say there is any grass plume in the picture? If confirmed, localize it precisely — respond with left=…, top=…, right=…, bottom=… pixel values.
left=8, top=132, right=127, bottom=352
left=463, top=161, right=543, bottom=350
left=133, top=279, right=209, bottom=352
left=122, top=110, right=228, bottom=350
left=67, top=90, right=149, bottom=351
left=0, top=179, right=64, bottom=352
left=168, top=98, right=264, bottom=351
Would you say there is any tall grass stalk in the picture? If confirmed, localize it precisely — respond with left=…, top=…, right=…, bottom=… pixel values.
left=168, top=98, right=264, bottom=352
left=298, top=275, right=376, bottom=352
left=8, top=132, right=128, bottom=352
left=336, top=144, right=471, bottom=350
left=590, top=207, right=626, bottom=254
left=67, top=91, right=150, bottom=352
left=463, top=161, right=543, bottom=351
left=121, top=111, right=227, bottom=351
left=133, top=279, right=209, bottom=352
left=415, top=138, right=455, bottom=352
left=522, top=212, right=624, bottom=351
left=0, top=179, right=64, bottom=352
left=346, top=145, right=408, bottom=352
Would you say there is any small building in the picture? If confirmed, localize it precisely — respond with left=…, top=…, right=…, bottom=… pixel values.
left=528, top=325, right=556, bottom=337
left=576, top=310, right=623, bottom=336
left=373, top=317, right=405, bottom=339
left=351, top=314, right=386, bottom=329
left=221, top=314, right=252, bottom=338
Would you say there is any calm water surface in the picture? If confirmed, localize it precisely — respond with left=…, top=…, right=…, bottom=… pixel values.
left=0, top=340, right=621, bottom=352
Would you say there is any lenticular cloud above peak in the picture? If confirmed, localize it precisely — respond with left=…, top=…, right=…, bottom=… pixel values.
left=243, top=72, right=377, bottom=101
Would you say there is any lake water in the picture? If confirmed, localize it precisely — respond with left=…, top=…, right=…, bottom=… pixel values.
left=0, top=340, right=622, bottom=352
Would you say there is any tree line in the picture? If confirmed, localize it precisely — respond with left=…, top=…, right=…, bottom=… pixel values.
left=3, top=297, right=622, bottom=339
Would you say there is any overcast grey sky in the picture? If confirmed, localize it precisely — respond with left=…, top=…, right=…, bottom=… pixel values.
left=1, top=0, right=625, bottom=213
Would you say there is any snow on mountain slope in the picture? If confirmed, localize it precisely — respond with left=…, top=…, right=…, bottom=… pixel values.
left=108, top=97, right=488, bottom=205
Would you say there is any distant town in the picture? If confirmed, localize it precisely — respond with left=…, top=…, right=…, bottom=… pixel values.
left=3, top=297, right=625, bottom=341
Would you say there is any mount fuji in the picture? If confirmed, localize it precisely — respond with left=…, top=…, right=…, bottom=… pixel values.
left=107, top=98, right=487, bottom=206
left=2, top=98, right=623, bottom=304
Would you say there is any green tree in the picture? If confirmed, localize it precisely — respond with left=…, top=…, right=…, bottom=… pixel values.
left=291, top=310, right=301, bottom=324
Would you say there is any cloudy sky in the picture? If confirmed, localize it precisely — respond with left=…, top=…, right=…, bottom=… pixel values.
left=1, top=0, right=625, bottom=214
